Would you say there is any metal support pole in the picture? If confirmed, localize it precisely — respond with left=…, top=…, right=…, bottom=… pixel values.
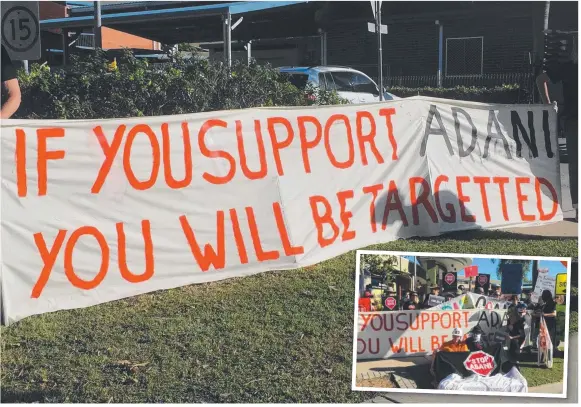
left=437, top=22, right=444, bottom=87
left=246, top=41, right=252, bottom=66
left=94, top=1, right=102, bottom=49
left=223, top=13, right=232, bottom=68
left=62, top=29, right=69, bottom=66
left=376, top=1, right=384, bottom=101
left=22, top=60, right=29, bottom=74
left=320, top=31, right=327, bottom=65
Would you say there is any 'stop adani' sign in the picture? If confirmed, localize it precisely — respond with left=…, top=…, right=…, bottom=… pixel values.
left=0, top=97, right=562, bottom=324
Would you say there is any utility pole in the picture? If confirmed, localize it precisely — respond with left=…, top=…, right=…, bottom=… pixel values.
left=375, top=1, right=384, bottom=101
left=94, top=1, right=102, bottom=50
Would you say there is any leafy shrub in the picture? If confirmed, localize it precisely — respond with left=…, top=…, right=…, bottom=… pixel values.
left=387, top=84, right=528, bottom=104
left=11, top=50, right=345, bottom=120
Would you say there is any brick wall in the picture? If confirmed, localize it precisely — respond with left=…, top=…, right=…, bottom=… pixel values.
left=102, top=27, right=157, bottom=50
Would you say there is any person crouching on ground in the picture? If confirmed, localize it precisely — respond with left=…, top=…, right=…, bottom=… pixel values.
left=466, top=325, right=488, bottom=351
left=439, top=328, right=469, bottom=352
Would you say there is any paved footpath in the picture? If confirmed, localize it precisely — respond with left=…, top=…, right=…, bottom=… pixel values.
left=362, top=333, right=577, bottom=403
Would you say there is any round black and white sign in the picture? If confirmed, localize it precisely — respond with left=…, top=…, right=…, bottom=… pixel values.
left=2, top=5, right=39, bottom=53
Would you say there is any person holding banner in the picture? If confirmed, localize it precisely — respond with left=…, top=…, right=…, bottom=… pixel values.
left=541, top=290, right=558, bottom=353
left=1, top=45, right=21, bottom=119
left=466, top=325, right=488, bottom=351
left=507, top=303, right=528, bottom=361
left=439, top=328, right=469, bottom=352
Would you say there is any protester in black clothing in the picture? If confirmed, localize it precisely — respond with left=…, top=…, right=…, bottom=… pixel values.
left=1, top=45, right=21, bottom=119
left=422, top=285, right=440, bottom=309
left=475, top=287, right=485, bottom=295
left=490, top=285, right=501, bottom=298
left=466, top=325, right=488, bottom=351
left=541, top=290, right=558, bottom=352
left=537, top=58, right=578, bottom=220
left=507, top=303, right=528, bottom=361
left=403, top=291, right=421, bottom=310
left=507, top=295, right=520, bottom=321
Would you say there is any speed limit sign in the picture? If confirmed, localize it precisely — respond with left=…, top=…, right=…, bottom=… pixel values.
left=1, top=1, right=41, bottom=60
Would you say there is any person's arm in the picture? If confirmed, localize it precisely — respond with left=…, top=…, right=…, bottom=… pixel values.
left=1, top=78, right=21, bottom=119
left=535, top=72, right=552, bottom=104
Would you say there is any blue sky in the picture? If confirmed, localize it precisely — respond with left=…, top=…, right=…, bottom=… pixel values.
left=403, top=255, right=567, bottom=281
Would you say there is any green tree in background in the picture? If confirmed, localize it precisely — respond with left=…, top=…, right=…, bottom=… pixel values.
left=493, top=259, right=532, bottom=280
left=361, top=254, right=398, bottom=285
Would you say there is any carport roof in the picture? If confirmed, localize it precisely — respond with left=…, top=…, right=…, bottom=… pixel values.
left=41, top=1, right=307, bottom=30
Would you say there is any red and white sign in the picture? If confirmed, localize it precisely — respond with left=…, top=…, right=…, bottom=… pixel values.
left=384, top=297, right=397, bottom=310
left=463, top=351, right=497, bottom=376
left=464, top=265, right=479, bottom=278
left=478, top=275, right=488, bottom=286
left=445, top=273, right=456, bottom=285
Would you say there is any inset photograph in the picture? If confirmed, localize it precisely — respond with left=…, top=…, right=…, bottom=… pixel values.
left=353, top=251, right=572, bottom=397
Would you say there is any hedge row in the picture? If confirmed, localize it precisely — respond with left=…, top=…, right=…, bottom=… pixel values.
left=10, top=50, right=344, bottom=120
left=6, top=50, right=531, bottom=120
left=387, top=84, right=530, bottom=104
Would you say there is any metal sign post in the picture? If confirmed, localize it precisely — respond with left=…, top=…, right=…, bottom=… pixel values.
left=375, top=1, right=383, bottom=101
left=1, top=1, right=41, bottom=61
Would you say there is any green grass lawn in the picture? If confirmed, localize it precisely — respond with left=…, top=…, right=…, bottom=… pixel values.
left=1, top=230, right=577, bottom=402
left=519, top=356, right=565, bottom=388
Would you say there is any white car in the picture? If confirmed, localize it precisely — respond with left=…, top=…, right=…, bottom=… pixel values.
left=279, top=66, right=399, bottom=104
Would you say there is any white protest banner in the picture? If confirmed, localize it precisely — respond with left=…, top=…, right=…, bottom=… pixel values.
left=531, top=271, right=556, bottom=303
left=0, top=97, right=561, bottom=324
left=466, top=292, right=511, bottom=310
left=357, top=309, right=507, bottom=359
left=431, top=294, right=468, bottom=310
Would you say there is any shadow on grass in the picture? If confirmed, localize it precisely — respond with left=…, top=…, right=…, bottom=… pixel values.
left=429, top=226, right=578, bottom=242
left=1, top=389, right=63, bottom=403
left=368, top=360, right=433, bottom=390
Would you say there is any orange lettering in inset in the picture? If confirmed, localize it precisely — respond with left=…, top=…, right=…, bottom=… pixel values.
left=15, top=129, right=27, bottom=197
left=379, top=108, right=398, bottom=160
left=64, top=226, right=109, bottom=290
left=229, top=208, right=249, bottom=264
left=363, top=183, right=383, bottom=233
left=123, top=124, right=161, bottom=191
left=237, top=120, right=268, bottom=180
left=382, top=180, right=408, bottom=229
left=473, top=176, right=492, bottom=222
left=309, top=195, right=339, bottom=248
left=516, top=177, right=535, bottom=221
left=198, top=119, right=235, bottom=185
left=162, top=122, right=193, bottom=189
left=37, top=128, right=65, bottom=196
left=268, top=117, right=294, bottom=176
left=246, top=207, right=280, bottom=261
left=273, top=202, right=304, bottom=256
left=324, top=114, right=354, bottom=169
left=116, top=220, right=154, bottom=283
left=493, top=176, right=510, bottom=221
left=92, top=125, right=126, bottom=194
left=31, top=230, right=67, bottom=298
left=180, top=213, right=226, bottom=271
left=456, top=176, right=476, bottom=222
left=337, top=190, right=356, bottom=241
left=409, top=177, right=438, bottom=225
left=535, top=177, right=559, bottom=221
left=356, top=111, right=383, bottom=165
left=297, top=116, right=322, bottom=173
left=434, top=175, right=456, bottom=223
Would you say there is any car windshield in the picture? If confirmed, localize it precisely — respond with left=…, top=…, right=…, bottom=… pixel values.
left=328, top=71, right=378, bottom=94
left=281, top=72, right=309, bottom=90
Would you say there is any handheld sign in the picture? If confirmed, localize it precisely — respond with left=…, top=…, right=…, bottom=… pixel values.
left=443, top=272, right=457, bottom=292
left=475, top=274, right=491, bottom=293
left=1, top=1, right=40, bottom=61
left=464, top=265, right=479, bottom=278
left=427, top=294, right=445, bottom=307
left=383, top=296, right=397, bottom=311
left=500, top=263, right=523, bottom=294
left=555, top=273, right=567, bottom=295
left=463, top=351, right=497, bottom=377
